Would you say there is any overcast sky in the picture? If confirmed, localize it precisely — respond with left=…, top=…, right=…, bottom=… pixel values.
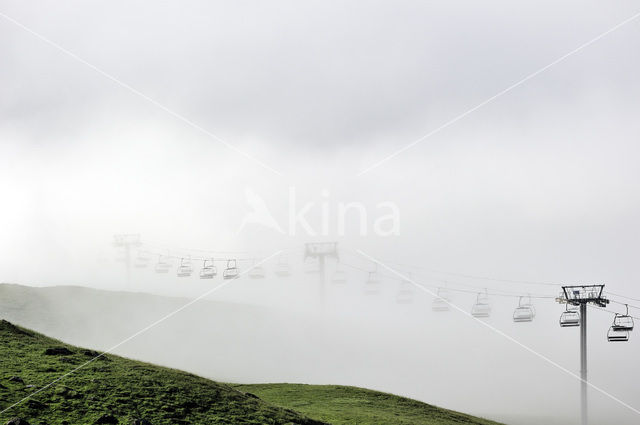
left=2, top=0, right=640, bottom=281
left=2, top=1, right=640, bottom=424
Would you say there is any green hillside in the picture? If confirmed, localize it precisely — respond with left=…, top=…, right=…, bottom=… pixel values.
left=235, top=384, right=502, bottom=425
left=0, top=314, right=505, bottom=425
left=0, top=320, right=325, bottom=425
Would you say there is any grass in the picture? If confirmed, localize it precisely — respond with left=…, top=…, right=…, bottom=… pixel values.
left=0, top=320, right=326, bottom=425
left=234, top=384, right=503, bottom=425
left=0, top=284, right=507, bottom=425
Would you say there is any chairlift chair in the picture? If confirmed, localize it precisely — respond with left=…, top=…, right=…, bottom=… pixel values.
left=432, top=298, right=449, bottom=311
left=513, top=296, right=535, bottom=322
left=177, top=258, right=193, bottom=277
left=471, top=293, right=491, bottom=318
left=199, top=259, right=217, bottom=279
left=612, top=305, right=634, bottom=331
left=559, top=305, right=580, bottom=327
left=364, top=271, right=381, bottom=295
left=607, top=327, right=629, bottom=342
left=395, top=280, right=414, bottom=304
left=432, top=288, right=451, bottom=312
left=513, top=306, right=534, bottom=322
left=471, top=303, right=491, bottom=318
left=155, top=256, right=171, bottom=274
left=274, top=262, right=291, bottom=277
left=249, top=265, right=266, bottom=279
left=223, top=259, right=240, bottom=280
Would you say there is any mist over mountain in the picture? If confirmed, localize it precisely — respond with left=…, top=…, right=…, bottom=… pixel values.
left=2, top=1, right=640, bottom=424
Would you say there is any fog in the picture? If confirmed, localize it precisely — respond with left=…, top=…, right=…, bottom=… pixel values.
left=1, top=1, right=640, bottom=424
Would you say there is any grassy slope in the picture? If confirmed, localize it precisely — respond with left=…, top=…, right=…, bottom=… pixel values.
left=0, top=320, right=326, bottom=425
left=0, top=321, right=506, bottom=425
left=235, top=384, right=503, bottom=425
left=0, top=283, right=507, bottom=425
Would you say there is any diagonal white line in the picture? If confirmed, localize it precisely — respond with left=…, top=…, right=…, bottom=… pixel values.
left=0, top=11, right=284, bottom=177
left=357, top=11, right=640, bottom=176
left=0, top=250, right=282, bottom=415
left=355, top=249, right=640, bottom=418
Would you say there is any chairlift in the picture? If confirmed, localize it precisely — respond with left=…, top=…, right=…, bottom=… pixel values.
left=513, top=296, right=535, bottom=322
left=177, top=258, right=193, bottom=277
left=199, top=259, right=217, bottom=279
left=471, top=293, right=491, bottom=318
left=612, top=305, right=634, bottom=331
left=274, top=262, right=291, bottom=277
left=395, top=279, right=414, bottom=304
left=513, top=306, right=534, bottom=322
left=364, top=271, right=381, bottom=295
left=520, top=295, right=537, bottom=318
left=154, top=256, right=171, bottom=274
left=223, top=259, right=239, bottom=280
left=432, top=288, right=451, bottom=312
left=249, top=265, right=266, bottom=279
left=559, top=305, right=580, bottom=327
left=607, top=327, right=629, bottom=342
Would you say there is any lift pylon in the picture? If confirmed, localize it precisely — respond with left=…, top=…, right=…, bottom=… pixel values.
left=558, top=285, right=609, bottom=425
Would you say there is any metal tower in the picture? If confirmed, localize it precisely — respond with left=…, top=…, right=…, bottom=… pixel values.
left=304, top=242, right=338, bottom=305
left=559, top=284, right=609, bottom=425
left=113, top=234, right=142, bottom=285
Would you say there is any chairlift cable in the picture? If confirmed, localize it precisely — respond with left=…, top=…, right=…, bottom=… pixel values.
left=336, top=259, right=556, bottom=300
left=340, top=249, right=561, bottom=287
left=339, top=250, right=559, bottom=297
left=587, top=304, right=640, bottom=321
left=604, top=291, right=640, bottom=304
left=129, top=241, right=640, bottom=314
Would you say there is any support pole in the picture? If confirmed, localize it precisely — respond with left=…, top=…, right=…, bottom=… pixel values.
left=113, top=234, right=141, bottom=287
left=580, top=303, right=588, bottom=425
left=303, top=242, right=337, bottom=310
left=559, top=285, right=607, bottom=425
